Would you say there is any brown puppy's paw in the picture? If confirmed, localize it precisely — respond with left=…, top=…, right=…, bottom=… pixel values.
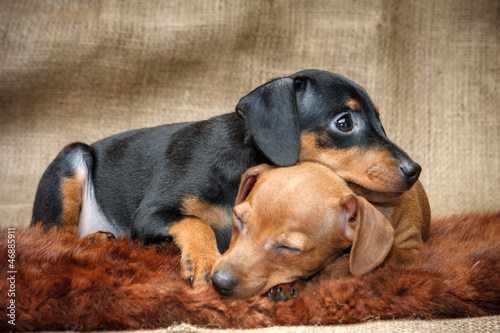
left=82, top=231, right=116, bottom=243
left=179, top=250, right=220, bottom=288
left=266, top=280, right=304, bottom=302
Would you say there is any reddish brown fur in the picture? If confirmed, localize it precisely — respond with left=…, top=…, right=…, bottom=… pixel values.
left=1, top=212, right=499, bottom=331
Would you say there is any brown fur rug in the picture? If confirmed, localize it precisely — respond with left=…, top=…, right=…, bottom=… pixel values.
left=1, top=212, right=500, bottom=331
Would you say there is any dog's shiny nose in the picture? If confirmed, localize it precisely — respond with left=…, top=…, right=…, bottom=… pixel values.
left=399, top=161, right=421, bottom=185
left=211, top=270, right=237, bottom=296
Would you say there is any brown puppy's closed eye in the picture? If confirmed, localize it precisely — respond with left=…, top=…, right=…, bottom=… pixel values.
left=211, top=162, right=429, bottom=299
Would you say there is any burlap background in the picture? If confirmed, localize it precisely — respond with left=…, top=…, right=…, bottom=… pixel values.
left=1, top=0, right=499, bottom=227
left=0, top=1, right=499, bottom=332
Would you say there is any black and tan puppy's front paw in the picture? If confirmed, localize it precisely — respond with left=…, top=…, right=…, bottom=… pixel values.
left=179, top=250, right=220, bottom=288
left=169, top=217, right=222, bottom=288
left=82, top=231, right=116, bottom=243
left=266, top=280, right=304, bottom=302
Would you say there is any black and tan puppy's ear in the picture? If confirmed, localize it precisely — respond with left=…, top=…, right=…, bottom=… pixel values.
left=236, top=77, right=300, bottom=167
left=235, top=164, right=276, bottom=205
left=341, top=195, right=394, bottom=276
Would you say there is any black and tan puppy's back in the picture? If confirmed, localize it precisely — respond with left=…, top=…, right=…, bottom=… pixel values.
left=32, top=69, right=423, bottom=286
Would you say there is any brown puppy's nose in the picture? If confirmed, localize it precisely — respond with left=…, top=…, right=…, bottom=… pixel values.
left=212, top=270, right=237, bottom=296
left=399, top=160, right=421, bottom=186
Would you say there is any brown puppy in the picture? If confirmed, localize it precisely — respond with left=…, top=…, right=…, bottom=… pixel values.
left=211, top=162, right=430, bottom=299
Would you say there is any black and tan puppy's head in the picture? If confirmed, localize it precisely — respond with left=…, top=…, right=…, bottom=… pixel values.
left=211, top=163, right=394, bottom=299
left=236, top=69, right=421, bottom=202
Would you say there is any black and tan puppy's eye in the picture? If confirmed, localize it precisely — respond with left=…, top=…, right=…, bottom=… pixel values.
left=334, top=114, right=354, bottom=132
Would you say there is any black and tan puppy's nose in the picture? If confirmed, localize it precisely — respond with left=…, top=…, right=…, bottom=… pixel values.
left=399, top=161, right=422, bottom=185
left=211, top=270, right=237, bottom=296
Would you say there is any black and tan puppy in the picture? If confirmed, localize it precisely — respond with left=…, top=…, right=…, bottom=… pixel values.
left=32, top=69, right=422, bottom=286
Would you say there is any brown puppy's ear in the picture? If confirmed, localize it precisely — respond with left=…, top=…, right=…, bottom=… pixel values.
left=341, top=195, right=394, bottom=276
left=235, top=164, right=276, bottom=205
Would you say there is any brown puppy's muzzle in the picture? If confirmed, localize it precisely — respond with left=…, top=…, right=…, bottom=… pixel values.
left=211, top=269, right=238, bottom=296
left=211, top=260, right=267, bottom=298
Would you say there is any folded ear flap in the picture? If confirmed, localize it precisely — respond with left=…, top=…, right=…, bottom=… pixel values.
left=342, top=195, right=394, bottom=276
left=236, top=77, right=300, bottom=167
left=235, top=164, right=276, bottom=205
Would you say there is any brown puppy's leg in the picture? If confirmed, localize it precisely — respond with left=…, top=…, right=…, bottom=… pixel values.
left=267, top=280, right=305, bottom=302
left=267, top=255, right=351, bottom=302
left=169, top=217, right=221, bottom=287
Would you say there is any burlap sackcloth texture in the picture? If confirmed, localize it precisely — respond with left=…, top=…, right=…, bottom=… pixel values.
left=1, top=0, right=499, bottom=225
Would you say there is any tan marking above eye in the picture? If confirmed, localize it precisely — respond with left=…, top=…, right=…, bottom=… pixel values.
left=345, top=98, right=360, bottom=111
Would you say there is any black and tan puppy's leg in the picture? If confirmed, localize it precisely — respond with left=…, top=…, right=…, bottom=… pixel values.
left=169, top=218, right=221, bottom=287
left=82, top=231, right=116, bottom=243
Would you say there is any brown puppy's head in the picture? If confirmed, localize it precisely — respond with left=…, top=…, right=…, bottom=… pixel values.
left=211, top=162, right=394, bottom=299
left=236, top=69, right=421, bottom=202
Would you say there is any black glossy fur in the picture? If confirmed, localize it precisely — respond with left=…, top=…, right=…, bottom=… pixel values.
left=32, top=69, right=420, bottom=254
